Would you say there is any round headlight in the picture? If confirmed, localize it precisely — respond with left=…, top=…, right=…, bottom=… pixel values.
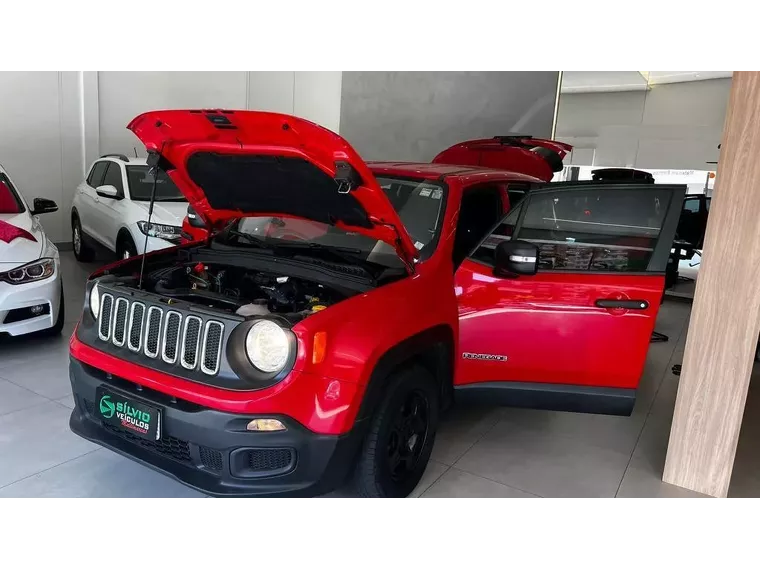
left=245, top=320, right=290, bottom=373
left=90, top=282, right=100, bottom=319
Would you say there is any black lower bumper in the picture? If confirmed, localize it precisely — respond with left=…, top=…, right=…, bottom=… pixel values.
left=68, top=358, right=361, bottom=497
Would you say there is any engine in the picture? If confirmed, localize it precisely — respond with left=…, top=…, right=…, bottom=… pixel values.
left=143, top=262, right=342, bottom=324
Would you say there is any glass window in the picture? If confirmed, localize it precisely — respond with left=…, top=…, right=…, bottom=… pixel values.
left=507, top=189, right=527, bottom=208
left=705, top=197, right=711, bottom=212
left=682, top=196, right=701, bottom=213
left=126, top=166, right=185, bottom=202
left=216, top=176, right=447, bottom=270
left=0, top=174, right=24, bottom=214
left=87, top=162, right=108, bottom=187
left=470, top=203, right=522, bottom=266
left=518, top=187, right=671, bottom=272
left=101, top=162, right=124, bottom=194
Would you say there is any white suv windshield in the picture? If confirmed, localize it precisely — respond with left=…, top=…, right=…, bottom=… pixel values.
left=126, top=166, right=186, bottom=202
left=217, top=176, right=447, bottom=269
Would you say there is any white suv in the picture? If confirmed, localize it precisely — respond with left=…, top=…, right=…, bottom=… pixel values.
left=71, top=154, right=187, bottom=261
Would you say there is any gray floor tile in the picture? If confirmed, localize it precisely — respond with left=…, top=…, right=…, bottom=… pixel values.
left=55, top=395, right=75, bottom=409
left=409, top=460, right=449, bottom=497
left=499, top=406, right=645, bottom=457
left=0, top=378, right=48, bottom=416
left=0, top=449, right=204, bottom=498
left=421, top=468, right=536, bottom=498
left=0, top=350, right=71, bottom=399
left=616, top=456, right=707, bottom=498
left=431, top=405, right=502, bottom=465
left=0, top=402, right=98, bottom=488
left=455, top=421, right=631, bottom=497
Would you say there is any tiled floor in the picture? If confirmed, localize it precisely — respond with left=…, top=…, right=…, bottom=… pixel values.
left=1, top=252, right=758, bottom=498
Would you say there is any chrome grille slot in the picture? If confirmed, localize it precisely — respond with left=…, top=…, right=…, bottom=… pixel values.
left=95, top=293, right=226, bottom=377
left=98, top=294, right=114, bottom=341
left=112, top=297, right=129, bottom=347
left=144, top=307, right=163, bottom=358
left=128, top=303, right=145, bottom=352
left=201, top=321, right=224, bottom=375
left=162, top=311, right=182, bottom=364
left=181, top=316, right=202, bottom=370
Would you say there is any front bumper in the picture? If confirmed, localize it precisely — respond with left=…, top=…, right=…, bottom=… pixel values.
left=68, top=357, right=362, bottom=497
left=0, top=266, right=61, bottom=336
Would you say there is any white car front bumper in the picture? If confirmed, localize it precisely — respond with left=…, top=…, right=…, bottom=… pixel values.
left=0, top=259, right=62, bottom=337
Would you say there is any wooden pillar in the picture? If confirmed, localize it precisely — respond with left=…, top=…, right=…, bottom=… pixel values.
left=663, top=72, right=760, bottom=497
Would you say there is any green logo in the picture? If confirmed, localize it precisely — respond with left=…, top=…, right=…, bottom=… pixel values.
left=99, top=395, right=115, bottom=418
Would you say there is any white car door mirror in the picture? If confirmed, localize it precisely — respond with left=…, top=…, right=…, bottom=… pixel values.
left=96, top=185, right=121, bottom=200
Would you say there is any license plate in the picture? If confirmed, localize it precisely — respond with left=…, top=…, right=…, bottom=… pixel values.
left=95, top=387, right=162, bottom=441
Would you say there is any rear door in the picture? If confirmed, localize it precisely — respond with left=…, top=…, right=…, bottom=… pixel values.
left=454, top=183, right=685, bottom=403
left=80, top=160, right=108, bottom=243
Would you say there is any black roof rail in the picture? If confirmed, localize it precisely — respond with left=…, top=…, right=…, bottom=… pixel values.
left=101, top=153, right=129, bottom=162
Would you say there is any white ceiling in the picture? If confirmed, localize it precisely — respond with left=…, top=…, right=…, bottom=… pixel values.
left=561, top=71, right=733, bottom=93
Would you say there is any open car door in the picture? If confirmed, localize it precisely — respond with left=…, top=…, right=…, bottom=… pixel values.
left=453, top=181, right=686, bottom=416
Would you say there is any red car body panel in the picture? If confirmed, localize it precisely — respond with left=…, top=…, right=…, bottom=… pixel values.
left=455, top=263, right=665, bottom=389
left=127, top=110, right=419, bottom=265
left=433, top=136, right=573, bottom=182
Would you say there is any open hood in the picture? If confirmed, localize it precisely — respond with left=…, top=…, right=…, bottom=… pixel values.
left=127, top=110, right=419, bottom=268
left=432, top=135, right=573, bottom=182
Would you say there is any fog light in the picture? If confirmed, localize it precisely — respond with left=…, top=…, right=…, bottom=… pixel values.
left=30, top=304, right=45, bottom=315
left=246, top=418, right=286, bottom=432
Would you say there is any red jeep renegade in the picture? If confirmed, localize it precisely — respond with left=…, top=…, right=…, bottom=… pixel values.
left=68, top=110, right=685, bottom=497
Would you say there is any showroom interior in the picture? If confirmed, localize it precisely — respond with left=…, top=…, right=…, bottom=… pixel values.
left=0, top=70, right=756, bottom=498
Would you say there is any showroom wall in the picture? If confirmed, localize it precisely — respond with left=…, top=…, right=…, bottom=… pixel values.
left=0, top=71, right=342, bottom=243
left=98, top=72, right=343, bottom=155
left=339, top=72, right=560, bottom=161
left=0, top=72, right=82, bottom=244
left=556, top=77, right=731, bottom=169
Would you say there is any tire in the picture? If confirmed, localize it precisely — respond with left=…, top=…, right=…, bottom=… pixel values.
left=39, top=282, right=65, bottom=337
left=352, top=365, right=439, bottom=498
left=72, top=215, right=94, bottom=262
left=116, top=233, right=138, bottom=260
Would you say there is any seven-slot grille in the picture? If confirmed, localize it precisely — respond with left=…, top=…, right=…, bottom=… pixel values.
left=97, top=293, right=224, bottom=376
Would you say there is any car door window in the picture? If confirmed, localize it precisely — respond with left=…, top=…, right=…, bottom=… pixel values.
left=101, top=162, right=124, bottom=195
left=682, top=196, right=701, bottom=213
left=470, top=203, right=523, bottom=266
left=87, top=162, right=108, bottom=188
left=453, top=185, right=504, bottom=266
left=517, top=187, right=672, bottom=273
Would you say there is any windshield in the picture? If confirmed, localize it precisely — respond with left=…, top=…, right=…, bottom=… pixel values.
left=126, top=166, right=186, bottom=202
left=0, top=175, right=24, bottom=214
left=216, top=176, right=447, bottom=269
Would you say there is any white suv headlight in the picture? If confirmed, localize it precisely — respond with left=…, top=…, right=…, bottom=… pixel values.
left=137, top=221, right=181, bottom=242
left=0, top=258, right=55, bottom=285
left=245, top=320, right=291, bottom=373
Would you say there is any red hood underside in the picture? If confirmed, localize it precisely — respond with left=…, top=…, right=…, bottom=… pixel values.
left=127, top=109, right=419, bottom=268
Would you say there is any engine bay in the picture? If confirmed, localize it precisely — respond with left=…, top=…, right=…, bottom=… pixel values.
left=142, top=262, right=347, bottom=324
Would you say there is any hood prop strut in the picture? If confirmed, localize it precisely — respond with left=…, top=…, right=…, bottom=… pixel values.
left=137, top=147, right=164, bottom=289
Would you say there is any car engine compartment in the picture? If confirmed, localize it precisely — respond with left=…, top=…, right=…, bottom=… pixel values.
left=141, top=261, right=349, bottom=324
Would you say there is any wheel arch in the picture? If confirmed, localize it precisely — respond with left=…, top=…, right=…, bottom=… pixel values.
left=116, top=226, right=136, bottom=248
left=356, top=325, right=455, bottom=425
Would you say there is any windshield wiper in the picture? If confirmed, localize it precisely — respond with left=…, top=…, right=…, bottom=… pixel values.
left=226, top=230, right=275, bottom=250
left=272, top=242, right=376, bottom=274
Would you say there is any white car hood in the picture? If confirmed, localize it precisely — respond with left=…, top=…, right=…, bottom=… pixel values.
left=0, top=212, right=43, bottom=270
left=132, top=201, right=188, bottom=226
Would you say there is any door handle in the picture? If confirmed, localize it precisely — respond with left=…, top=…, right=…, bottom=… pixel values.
left=595, top=299, right=649, bottom=310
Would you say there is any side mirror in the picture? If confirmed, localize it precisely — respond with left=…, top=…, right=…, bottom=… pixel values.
left=494, top=240, right=539, bottom=277
left=96, top=185, right=121, bottom=199
left=31, top=197, right=58, bottom=215
left=187, top=205, right=205, bottom=228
